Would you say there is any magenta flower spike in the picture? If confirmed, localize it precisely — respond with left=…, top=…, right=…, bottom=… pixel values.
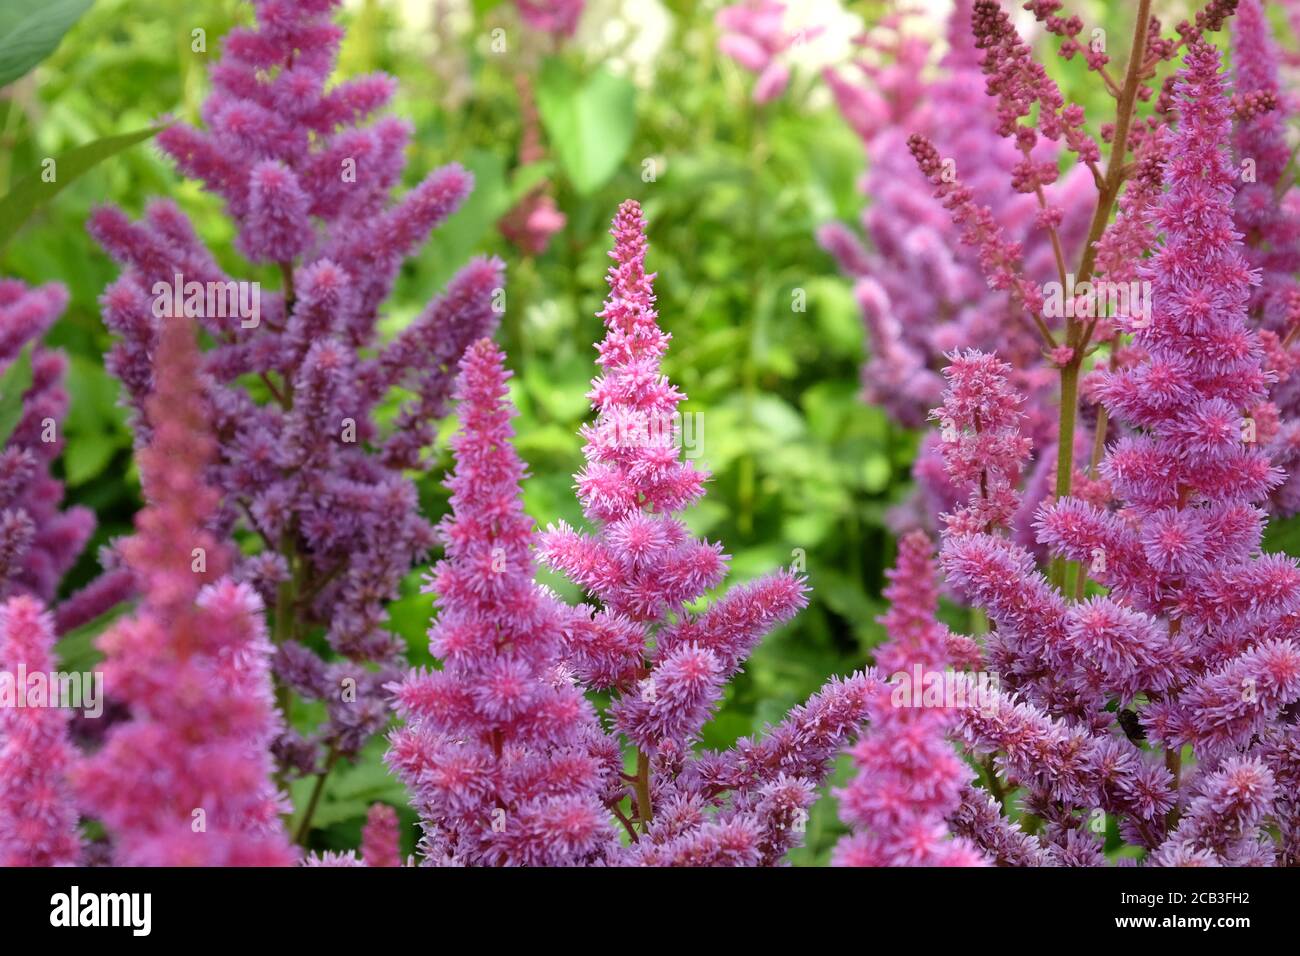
left=539, top=201, right=808, bottom=756
left=833, top=532, right=985, bottom=867
left=0, top=596, right=82, bottom=866
left=532, top=200, right=886, bottom=865
left=387, top=339, right=615, bottom=867
left=73, top=312, right=295, bottom=866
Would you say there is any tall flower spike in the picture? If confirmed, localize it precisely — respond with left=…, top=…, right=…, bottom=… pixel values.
left=0, top=596, right=81, bottom=866
left=91, top=0, right=502, bottom=784
left=834, top=533, right=985, bottom=867
left=387, top=339, right=615, bottom=867
left=73, top=311, right=295, bottom=866
left=540, top=200, right=808, bottom=760
left=537, top=201, right=863, bottom=865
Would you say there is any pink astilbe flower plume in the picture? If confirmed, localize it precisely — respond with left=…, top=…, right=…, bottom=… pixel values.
left=90, top=0, right=502, bottom=784
left=0, top=596, right=82, bottom=866
left=361, top=803, right=402, bottom=867
left=540, top=201, right=808, bottom=756
left=73, top=312, right=295, bottom=866
left=536, top=201, right=881, bottom=865
left=387, top=339, right=615, bottom=866
left=833, top=532, right=985, bottom=867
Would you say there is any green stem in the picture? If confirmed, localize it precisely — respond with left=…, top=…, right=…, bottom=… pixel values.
left=633, top=748, right=653, bottom=832
left=1050, top=358, right=1081, bottom=589
left=295, top=747, right=340, bottom=845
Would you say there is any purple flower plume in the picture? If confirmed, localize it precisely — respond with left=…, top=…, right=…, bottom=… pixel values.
left=0, top=280, right=94, bottom=605
left=89, top=0, right=502, bottom=779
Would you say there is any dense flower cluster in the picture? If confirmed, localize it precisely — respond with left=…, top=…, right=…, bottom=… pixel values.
left=89, top=0, right=502, bottom=779
left=75, top=311, right=294, bottom=866
left=388, top=339, right=615, bottom=866
left=833, top=532, right=983, bottom=866
left=933, top=39, right=1300, bottom=866
left=0, top=280, right=93, bottom=605
left=0, top=596, right=81, bottom=866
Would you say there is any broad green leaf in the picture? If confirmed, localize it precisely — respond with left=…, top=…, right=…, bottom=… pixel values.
left=536, top=58, right=636, bottom=195
left=0, top=125, right=160, bottom=251
left=0, top=344, right=32, bottom=446
left=0, top=0, right=93, bottom=88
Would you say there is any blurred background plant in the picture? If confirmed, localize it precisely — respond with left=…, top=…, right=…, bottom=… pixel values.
left=3, top=0, right=1292, bottom=865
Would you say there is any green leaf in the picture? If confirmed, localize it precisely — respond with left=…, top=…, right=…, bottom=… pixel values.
left=0, top=125, right=160, bottom=251
left=1263, top=514, right=1300, bottom=558
left=416, top=148, right=507, bottom=294
left=0, top=344, right=32, bottom=446
left=0, top=0, right=93, bottom=88
left=62, top=353, right=130, bottom=485
left=506, top=159, right=556, bottom=206
left=536, top=58, right=636, bottom=195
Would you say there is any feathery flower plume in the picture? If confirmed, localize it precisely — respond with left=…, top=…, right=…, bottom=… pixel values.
left=539, top=201, right=807, bottom=757
left=387, top=339, right=615, bottom=866
left=0, top=596, right=81, bottom=866
left=834, top=532, right=984, bottom=866
left=0, top=280, right=94, bottom=604
left=74, top=312, right=294, bottom=866
left=361, top=803, right=402, bottom=867
left=90, top=0, right=502, bottom=787
left=536, top=200, right=888, bottom=865
left=922, top=39, right=1300, bottom=864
